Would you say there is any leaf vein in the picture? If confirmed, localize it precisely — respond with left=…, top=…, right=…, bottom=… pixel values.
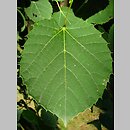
left=66, top=30, right=110, bottom=71
left=21, top=29, right=62, bottom=74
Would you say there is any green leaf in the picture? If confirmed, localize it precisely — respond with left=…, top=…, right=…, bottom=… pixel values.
left=108, top=24, right=114, bottom=52
left=96, top=25, right=109, bottom=42
left=21, top=109, right=39, bottom=126
left=40, top=108, right=58, bottom=127
left=17, top=109, right=23, bottom=122
left=20, top=8, right=112, bottom=126
left=86, top=0, right=114, bottom=24
left=25, top=0, right=52, bottom=22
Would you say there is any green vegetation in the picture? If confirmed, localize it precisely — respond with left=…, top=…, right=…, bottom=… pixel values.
left=17, top=0, right=114, bottom=129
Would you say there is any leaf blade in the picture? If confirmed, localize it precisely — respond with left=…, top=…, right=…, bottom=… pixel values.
left=20, top=8, right=112, bottom=126
left=86, top=0, right=114, bottom=24
left=25, top=0, right=53, bottom=22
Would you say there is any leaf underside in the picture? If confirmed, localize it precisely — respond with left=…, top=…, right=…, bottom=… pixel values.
left=20, top=8, right=112, bottom=126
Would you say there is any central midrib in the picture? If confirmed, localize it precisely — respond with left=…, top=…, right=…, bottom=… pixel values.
left=63, top=27, right=67, bottom=126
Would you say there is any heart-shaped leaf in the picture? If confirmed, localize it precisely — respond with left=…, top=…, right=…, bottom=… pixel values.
left=20, top=8, right=112, bottom=126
